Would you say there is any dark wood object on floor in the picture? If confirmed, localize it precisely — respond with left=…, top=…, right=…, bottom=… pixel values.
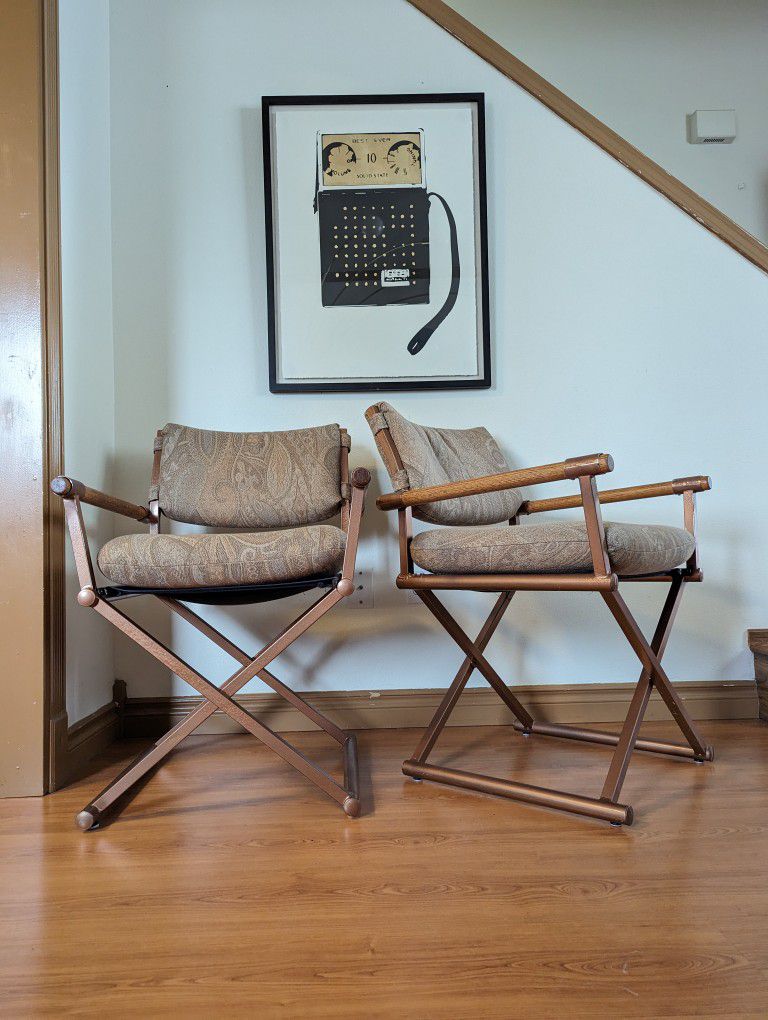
left=747, top=630, right=768, bottom=721
left=368, top=403, right=714, bottom=826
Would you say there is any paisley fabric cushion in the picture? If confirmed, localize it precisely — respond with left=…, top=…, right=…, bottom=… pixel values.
left=156, top=423, right=343, bottom=529
left=97, top=526, right=346, bottom=588
left=369, top=402, right=522, bottom=526
left=410, top=521, right=695, bottom=576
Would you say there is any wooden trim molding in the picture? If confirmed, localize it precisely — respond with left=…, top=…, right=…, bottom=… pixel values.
left=406, top=0, right=768, bottom=275
left=122, top=680, right=757, bottom=739
left=42, top=0, right=68, bottom=792
left=0, top=0, right=63, bottom=796
left=66, top=703, right=122, bottom=776
left=63, top=681, right=126, bottom=783
left=747, top=630, right=768, bottom=722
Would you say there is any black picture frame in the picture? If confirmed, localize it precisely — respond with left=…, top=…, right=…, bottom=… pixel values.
left=262, top=93, right=491, bottom=393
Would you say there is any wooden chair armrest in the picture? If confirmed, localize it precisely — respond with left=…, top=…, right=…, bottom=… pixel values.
left=520, top=475, right=711, bottom=515
left=51, top=476, right=156, bottom=524
left=376, top=453, right=613, bottom=512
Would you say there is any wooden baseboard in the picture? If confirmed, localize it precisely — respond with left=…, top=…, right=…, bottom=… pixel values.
left=122, top=680, right=757, bottom=738
left=64, top=680, right=125, bottom=781
left=747, top=630, right=768, bottom=721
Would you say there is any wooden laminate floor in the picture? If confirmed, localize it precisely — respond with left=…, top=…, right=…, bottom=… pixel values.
left=1, top=720, right=767, bottom=1017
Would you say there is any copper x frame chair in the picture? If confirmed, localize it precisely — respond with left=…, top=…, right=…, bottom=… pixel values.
left=369, top=410, right=713, bottom=826
left=52, top=428, right=370, bottom=829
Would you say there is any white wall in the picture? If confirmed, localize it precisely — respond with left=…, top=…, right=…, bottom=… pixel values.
left=452, top=0, right=768, bottom=244
left=102, top=0, right=768, bottom=702
left=59, top=0, right=116, bottom=722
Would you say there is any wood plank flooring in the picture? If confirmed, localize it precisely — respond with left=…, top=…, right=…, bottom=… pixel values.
left=1, top=720, right=766, bottom=1016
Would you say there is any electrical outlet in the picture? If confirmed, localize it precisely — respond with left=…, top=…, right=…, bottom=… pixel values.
left=350, top=568, right=374, bottom=608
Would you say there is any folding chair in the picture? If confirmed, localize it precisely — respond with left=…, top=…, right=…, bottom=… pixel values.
left=366, top=401, right=713, bottom=826
left=52, top=422, right=370, bottom=829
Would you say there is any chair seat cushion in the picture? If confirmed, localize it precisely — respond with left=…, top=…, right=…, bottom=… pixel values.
left=97, top=526, right=346, bottom=589
left=410, top=521, right=695, bottom=577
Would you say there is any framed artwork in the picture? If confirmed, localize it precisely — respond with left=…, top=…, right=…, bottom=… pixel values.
left=262, top=93, right=491, bottom=392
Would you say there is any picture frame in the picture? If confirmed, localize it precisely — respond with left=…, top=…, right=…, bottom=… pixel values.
left=262, top=93, right=491, bottom=392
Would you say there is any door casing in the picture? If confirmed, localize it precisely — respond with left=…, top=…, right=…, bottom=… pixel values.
left=0, top=0, right=66, bottom=796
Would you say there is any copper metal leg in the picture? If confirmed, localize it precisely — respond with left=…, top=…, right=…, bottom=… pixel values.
left=401, top=579, right=712, bottom=826
left=403, top=590, right=635, bottom=825
left=598, top=575, right=685, bottom=802
left=76, top=589, right=359, bottom=829
left=601, top=588, right=713, bottom=762
left=342, top=735, right=361, bottom=817
left=160, top=597, right=347, bottom=745
left=412, top=593, right=513, bottom=763
left=416, top=590, right=533, bottom=730
left=505, top=576, right=711, bottom=783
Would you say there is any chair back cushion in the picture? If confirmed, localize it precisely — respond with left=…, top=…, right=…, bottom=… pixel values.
left=367, top=402, right=523, bottom=526
left=155, top=423, right=343, bottom=528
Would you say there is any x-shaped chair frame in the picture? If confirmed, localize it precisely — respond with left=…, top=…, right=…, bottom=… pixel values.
left=52, top=432, right=370, bottom=830
left=371, top=412, right=713, bottom=826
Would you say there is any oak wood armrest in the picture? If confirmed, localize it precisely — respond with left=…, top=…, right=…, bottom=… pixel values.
left=520, top=475, right=711, bottom=515
left=51, top=476, right=156, bottom=524
left=376, top=453, right=614, bottom=512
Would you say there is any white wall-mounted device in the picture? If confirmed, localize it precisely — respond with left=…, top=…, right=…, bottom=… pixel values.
left=686, top=110, right=737, bottom=144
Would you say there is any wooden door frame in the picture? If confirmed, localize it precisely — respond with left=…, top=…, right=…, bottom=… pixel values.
left=0, top=0, right=66, bottom=797
left=42, top=0, right=68, bottom=793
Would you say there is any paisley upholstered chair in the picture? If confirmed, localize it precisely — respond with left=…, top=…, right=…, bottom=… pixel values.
left=366, top=401, right=713, bottom=827
left=52, top=423, right=370, bottom=829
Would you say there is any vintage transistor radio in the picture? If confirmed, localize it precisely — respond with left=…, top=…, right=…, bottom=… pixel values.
left=314, top=130, right=459, bottom=355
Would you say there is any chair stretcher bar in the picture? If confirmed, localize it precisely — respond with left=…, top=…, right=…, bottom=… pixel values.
left=402, top=759, right=633, bottom=825
left=510, top=720, right=714, bottom=761
left=397, top=572, right=618, bottom=591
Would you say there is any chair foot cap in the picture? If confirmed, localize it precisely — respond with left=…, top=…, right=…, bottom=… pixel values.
left=694, top=745, right=715, bottom=763
left=343, top=796, right=361, bottom=818
left=75, top=809, right=98, bottom=831
left=607, top=803, right=632, bottom=828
